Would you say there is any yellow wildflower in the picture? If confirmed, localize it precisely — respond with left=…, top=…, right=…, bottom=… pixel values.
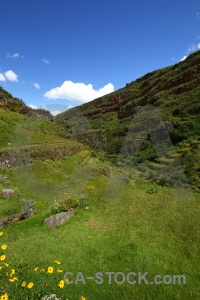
left=58, top=280, right=65, bottom=288
left=27, top=282, right=34, bottom=289
left=54, top=260, right=61, bottom=264
left=80, top=297, right=86, bottom=300
left=34, top=267, right=38, bottom=271
left=0, top=232, right=3, bottom=236
left=57, top=269, right=63, bottom=273
left=0, top=293, right=9, bottom=300
left=12, top=277, right=18, bottom=281
left=40, top=268, right=45, bottom=272
left=1, top=245, right=7, bottom=250
left=9, top=279, right=15, bottom=283
left=10, top=269, right=15, bottom=275
left=21, top=281, right=26, bottom=287
left=4, top=263, right=9, bottom=267
left=47, top=266, right=53, bottom=274
left=0, top=255, right=6, bottom=261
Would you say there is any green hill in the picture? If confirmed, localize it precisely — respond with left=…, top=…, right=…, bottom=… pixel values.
left=0, top=57, right=199, bottom=300
left=0, top=87, right=85, bottom=168
left=55, top=50, right=200, bottom=191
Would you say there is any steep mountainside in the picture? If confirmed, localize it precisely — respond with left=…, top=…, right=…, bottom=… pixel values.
left=56, top=50, right=200, bottom=190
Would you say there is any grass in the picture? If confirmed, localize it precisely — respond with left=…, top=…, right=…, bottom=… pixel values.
left=0, top=151, right=199, bottom=300
left=55, top=50, right=200, bottom=190
left=0, top=108, right=70, bottom=148
left=0, top=51, right=200, bottom=299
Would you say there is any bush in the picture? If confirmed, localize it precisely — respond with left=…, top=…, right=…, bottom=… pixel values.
left=146, top=186, right=158, bottom=194
left=20, top=199, right=35, bottom=219
left=51, top=198, right=78, bottom=214
left=155, top=176, right=169, bottom=187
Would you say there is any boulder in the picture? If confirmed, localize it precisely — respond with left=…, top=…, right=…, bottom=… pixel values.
left=1, top=189, right=14, bottom=199
left=44, top=209, right=76, bottom=228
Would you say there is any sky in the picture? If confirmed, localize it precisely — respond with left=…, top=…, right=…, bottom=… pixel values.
left=0, top=0, right=200, bottom=115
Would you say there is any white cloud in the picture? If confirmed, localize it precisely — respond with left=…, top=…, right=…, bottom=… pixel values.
left=28, top=104, right=38, bottom=109
left=0, top=73, right=6, bottom=82
left=33, top=82, right=40, bottom=90
left=6, top=52, right=23, bottom=58
left=197, top=12, right=200, bottom=17
left=13, top=53, right=20, bottom=58
left=180, top=55, right=187, bottom=62
left=4, top=70, right=18, bottom=82
left=44, top=81, right=114, bottom=104
left=180, top=42, right=200, bottom=61
left=43, top=59, right=50, bottom=64
left=187, top=43, right=200, bottom=54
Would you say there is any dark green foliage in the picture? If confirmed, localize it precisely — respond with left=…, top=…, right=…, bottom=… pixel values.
left=146, top=185, right=158, bottom=194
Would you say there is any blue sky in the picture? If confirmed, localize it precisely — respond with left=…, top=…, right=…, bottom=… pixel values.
left=0, top=0, right=200, bottom=115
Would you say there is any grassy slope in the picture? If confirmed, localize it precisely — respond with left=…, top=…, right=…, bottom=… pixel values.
left=0, top=56, right=199, bottom=299
left=0, top=152, right=199, bottom=300
left=0, top=108, right=68, bottom=148
left=55, top=50, right=200, bottom=190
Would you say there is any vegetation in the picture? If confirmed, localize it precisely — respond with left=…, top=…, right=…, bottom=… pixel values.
left=55, top=50, right=200, bottom=191
left=0, top=152, right=200, bottom=299
left=0, top=51, right=199, bottom=299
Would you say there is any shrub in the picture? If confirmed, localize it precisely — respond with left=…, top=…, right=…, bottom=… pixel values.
left=155, top=176, right=169, bottom=187
left=51, top=198, right=78, bottom=214
left=146, top=186, right=158, bottom=194
left=20, top=199, right=35, bottom=219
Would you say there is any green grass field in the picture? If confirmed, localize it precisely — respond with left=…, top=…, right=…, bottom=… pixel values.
left=0, top=88, right=200, bottom=299
left=0, top=150, right=199, bottom=300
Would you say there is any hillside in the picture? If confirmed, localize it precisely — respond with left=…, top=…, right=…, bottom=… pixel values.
left=55, top=50, right=200, bottom=191
left=0, top=59, right=199, bottom=300
left=0, top=87, right=85, bottom=168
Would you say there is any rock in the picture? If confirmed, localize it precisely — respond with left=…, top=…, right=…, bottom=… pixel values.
left=20, top=208, right=34, bottom=219
left=7, top=214, right=21, bottom=223
left=44, top=209, right=76, bottom=228
left=0, top=214, right=21, bottom=228
left=1, top=189, right=14, bottom=199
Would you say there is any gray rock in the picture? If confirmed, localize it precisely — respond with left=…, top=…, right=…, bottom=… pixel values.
left=1, top=189, right=14, bottom=199
left=44, top=209, right=76, bottom=228
left=20, top=208, right=34, bottom=219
